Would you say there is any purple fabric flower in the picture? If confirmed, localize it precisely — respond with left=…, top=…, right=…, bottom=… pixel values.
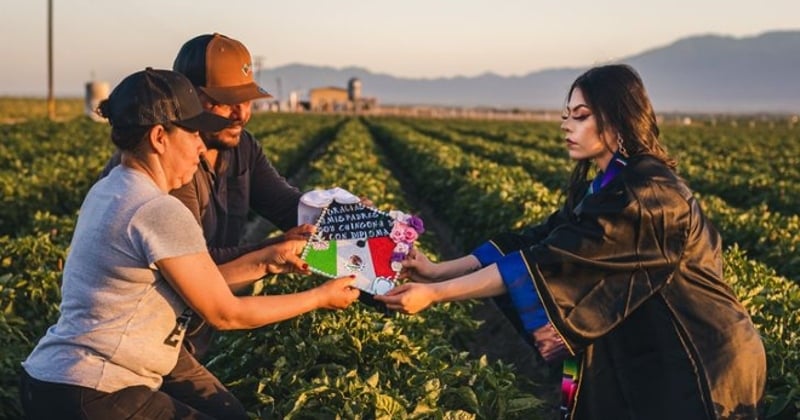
left=408, top=216, right=425, bottom=234
left=391, top=252, right=406, bottom=262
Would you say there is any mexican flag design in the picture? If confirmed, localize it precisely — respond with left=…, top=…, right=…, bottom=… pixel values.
left=301, top=200, right=424, bottom=296
left=304, top=236, right=397, bottom=294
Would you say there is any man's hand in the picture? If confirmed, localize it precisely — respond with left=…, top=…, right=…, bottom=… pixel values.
left=359, top=196, right=374, bottom=208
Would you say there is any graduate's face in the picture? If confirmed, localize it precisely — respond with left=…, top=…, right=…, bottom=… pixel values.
left=561, top=88, right=615, bottom=170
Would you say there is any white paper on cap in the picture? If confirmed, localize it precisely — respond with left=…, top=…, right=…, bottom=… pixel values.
left=297, top=187, right=361, bottom=225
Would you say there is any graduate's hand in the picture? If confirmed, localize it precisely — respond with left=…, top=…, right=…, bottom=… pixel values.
left=261, top=238, right=310, bottom=274
left=373, top=282, right=437, bottom=314
left=313, top=276, right=361, bottom=310
left=400, top=248, right=439, bottom=283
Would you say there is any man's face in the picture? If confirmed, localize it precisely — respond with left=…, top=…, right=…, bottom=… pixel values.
left=198, top=91, right=253, bottom=149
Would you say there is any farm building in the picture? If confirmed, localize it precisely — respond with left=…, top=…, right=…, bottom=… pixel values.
left=307, top=78, right=376, bottom=112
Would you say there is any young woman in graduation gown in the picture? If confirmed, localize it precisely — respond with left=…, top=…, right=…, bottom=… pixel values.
left=376, top=64, right=766, bottom=420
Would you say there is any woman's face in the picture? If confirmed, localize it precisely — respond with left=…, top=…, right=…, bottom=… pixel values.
left=163, top=126, right=206, bottom=190
left=560, top=88, right=615, bottom=169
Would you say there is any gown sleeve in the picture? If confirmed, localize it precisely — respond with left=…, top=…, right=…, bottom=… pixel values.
left=509, top=179, right=690, bottom=356
left=469, top=209, right=566, bottom=351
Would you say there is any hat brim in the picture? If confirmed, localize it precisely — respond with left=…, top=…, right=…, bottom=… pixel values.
left=174, top=111, right=232, bottom=133
left=200, top=83, right=273, bottom=105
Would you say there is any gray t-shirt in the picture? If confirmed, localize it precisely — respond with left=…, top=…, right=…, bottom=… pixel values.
left=23, top=166, right=207, bottom=392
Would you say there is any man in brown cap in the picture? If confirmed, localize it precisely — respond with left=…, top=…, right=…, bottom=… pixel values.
left=171, top=33, right=306, bottom=267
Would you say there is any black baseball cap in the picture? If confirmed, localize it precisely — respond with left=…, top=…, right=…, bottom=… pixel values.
left=104, top=68, right=231, bottom=132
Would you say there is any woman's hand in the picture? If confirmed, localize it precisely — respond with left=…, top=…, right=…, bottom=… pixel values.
left=373, top=282, right=438, bottom=314
left=260, top=224, right=316, bottom=275
left=261, top=238, right=309, bottom=274
left=400, top=248, right=440, bottom=283
left=314, top=276, right=361, bottom=310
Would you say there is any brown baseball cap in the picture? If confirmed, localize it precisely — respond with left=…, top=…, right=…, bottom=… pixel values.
left=173, top=33, right=272, bottom=105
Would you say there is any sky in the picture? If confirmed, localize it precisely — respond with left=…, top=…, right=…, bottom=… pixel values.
left=1, top=0, right=799, bottom=96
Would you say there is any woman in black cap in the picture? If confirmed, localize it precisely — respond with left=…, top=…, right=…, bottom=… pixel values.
left=19, top=68, right=360, bottom=419
left=376, top=64, right=766, bottom=419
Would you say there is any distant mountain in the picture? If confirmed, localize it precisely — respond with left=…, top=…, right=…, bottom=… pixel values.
left=258, top=31, right=800, bottom=113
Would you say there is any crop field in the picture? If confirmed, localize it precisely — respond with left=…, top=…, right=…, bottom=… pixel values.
left=1, top=109, right=798, bottom=418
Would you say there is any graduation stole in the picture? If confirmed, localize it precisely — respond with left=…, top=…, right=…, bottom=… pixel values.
left=561, top=152, right=628, bottom=419
left=588, top=153, right=628, bottom=194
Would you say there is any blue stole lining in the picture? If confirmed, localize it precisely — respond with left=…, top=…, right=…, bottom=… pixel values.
left=496, top=251, right=548, bottom=332
left=471, top=241, right=504, bottom=266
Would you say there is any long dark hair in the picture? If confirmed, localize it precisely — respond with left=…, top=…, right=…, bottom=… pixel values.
left=565, top=64, right=676, bottom=210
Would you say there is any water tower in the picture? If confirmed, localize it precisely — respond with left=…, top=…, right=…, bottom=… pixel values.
left=84, top=80, right=110, bottom=122
left=347, top=77, right=361, bottom=102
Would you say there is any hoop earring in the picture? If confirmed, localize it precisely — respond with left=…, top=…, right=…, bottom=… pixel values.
left=616, top=134, right=629, bottom=157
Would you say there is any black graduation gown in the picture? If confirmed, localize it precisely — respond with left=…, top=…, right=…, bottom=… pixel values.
left=487, top=156, right=765, bottom=419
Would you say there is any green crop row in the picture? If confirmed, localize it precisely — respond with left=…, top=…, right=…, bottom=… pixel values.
left=0, top=118, right=114, bottom=236
left=667, top=124, right=800, bottom=215
left=251, top=113, right=346, bottom=176
left=0, top=212, right=74, bottom=417
left=0, top=97, right=85, bottom=123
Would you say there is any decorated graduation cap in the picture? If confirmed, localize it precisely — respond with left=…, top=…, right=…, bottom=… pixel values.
left=299, top=188, right=424, bottom=296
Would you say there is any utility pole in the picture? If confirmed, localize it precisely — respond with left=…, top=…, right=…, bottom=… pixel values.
left=253, top=55, right=264, bottom=110
left=253, top=56, right=263, bottom=81
left=47, top=0, right=55, bottom=120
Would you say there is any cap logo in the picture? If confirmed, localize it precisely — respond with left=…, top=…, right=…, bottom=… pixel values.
left=242, top=63, right=252, bottom=76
